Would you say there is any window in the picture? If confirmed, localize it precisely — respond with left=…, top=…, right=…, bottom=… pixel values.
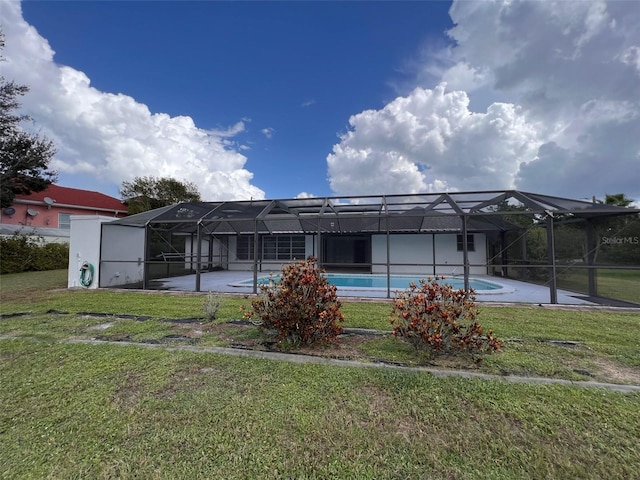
left=456, top=234, right=475, bottom=252
left=274, top=235, right=305, bottom=260
left=59, top=213, right=71, bottom=230
left=236, top=235, right=306, bottom=261
left=236, top=236, right=255, bottom=260
left=290, top=236, right=306, bottom=259
left=262, top=236, right=277, bottom=260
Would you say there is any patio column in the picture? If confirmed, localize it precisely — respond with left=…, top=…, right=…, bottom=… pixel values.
left=316, top=218, right=322, bottom=266
left=546, top=214, right=558, bottom=304
left=143, top=222, right=150, bottom=290
left=195, top=221, right=202, bottom=292
left=386, top=214, right=391, bottom=299
left=520, top=229, right=527, bottom=280
left=462, top=214, right=470, bottom=292
left=252, top=220, right=259, bottom=294
left=208, top=231, right=214, bottom=271
left=502, top=230, right=509, bottom=278
left=586, top=219, right=597, bottom=297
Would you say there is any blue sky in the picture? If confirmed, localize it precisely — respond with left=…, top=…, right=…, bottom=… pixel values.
left=2, top=0, right=640, bottom=203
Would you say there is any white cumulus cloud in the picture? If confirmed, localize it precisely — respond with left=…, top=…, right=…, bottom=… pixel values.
left=295, top=191, right=316, bottom=199
left=329, top=0, right=640, bottom=201
left=0, top=0, right=264, bottom=201
left=328, top=84, right=540, bottom=196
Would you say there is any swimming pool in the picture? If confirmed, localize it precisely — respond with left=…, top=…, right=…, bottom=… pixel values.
left=234, top=273, right=504, bottom=293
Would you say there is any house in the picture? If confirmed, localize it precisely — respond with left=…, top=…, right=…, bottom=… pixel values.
left=70, top=190, right=639, bottom=304
left=1, top=184, right=127, bottom=242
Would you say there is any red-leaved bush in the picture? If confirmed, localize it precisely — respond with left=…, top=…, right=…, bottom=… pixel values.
left=244, top=257, right=344, bottom=347
left=390, top=278, right=501, bottom=361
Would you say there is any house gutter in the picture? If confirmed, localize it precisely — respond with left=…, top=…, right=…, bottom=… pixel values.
left=13, top=199, right=127, bottom=216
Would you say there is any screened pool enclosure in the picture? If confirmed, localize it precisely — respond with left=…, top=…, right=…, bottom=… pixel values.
left=99, top=190, right=640, bottom=306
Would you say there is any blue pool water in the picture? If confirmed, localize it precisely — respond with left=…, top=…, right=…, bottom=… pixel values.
left=242, top=273, right=502, bottom=292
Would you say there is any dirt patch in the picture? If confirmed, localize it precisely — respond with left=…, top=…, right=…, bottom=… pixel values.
left=293, top=333, right=378, bottom=361
left=112, top=373, right=146, bottom=409
left=154, top=366, right=216, bottom=400
left=87, top=322, right=114, bottom=331
left=151, top=365, right=243, bottom=400
left=591, top=358, right=640, bottom=385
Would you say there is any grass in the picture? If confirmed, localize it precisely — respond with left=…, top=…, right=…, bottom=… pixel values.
left=1, top=271, right=639, bottom=381
left=1, top=340, right=639, bottom=479
left=1, top=270, right=640, bottom=478
left=0, top=269, right=69, bottom=302
left=597, top=268, right=640, bottom=303
left=556, top=267, right=640, bottom=304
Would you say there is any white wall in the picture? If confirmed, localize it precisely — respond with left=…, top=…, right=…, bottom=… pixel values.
left=225, top=236, right=251, bottom=271
left=0, top=224, right=70, bottom=243
left=99, top=223, right=145, bottom=287
left=68, top=216, right=115, bottom=289
left=184, top=236, right=229, bottom=270
left=371, top=233, right=487, bottom=275
left=190, top=232, right=488, bottom=275
left=434, top=233, right=487, bottom=275
left=372, top=234, right=434, bottom=274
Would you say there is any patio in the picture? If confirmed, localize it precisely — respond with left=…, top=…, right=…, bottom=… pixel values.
left=151, top=270, right=597, bottom=305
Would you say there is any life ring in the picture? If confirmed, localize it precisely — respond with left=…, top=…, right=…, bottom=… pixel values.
left=79, top=261, right=94, bottom=287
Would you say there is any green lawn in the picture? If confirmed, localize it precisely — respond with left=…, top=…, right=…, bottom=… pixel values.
left=556, top=267, right=640, bottom=304
left=1, top=270, right=640, bottom=478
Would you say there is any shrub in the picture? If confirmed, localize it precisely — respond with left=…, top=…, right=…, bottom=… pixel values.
left=0, top=232, right=69, bottom=274
left=244, top=257, right=344, bottom=347
left=203, top=291, right=222, bottom=321
left=390, top=278, right=501, bottom=361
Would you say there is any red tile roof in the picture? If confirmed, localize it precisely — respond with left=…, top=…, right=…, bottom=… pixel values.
left=14, top=184, right=127, bottom=213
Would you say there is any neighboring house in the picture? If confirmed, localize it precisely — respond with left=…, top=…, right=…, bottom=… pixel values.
left=0, top=184, right=127, bottom=242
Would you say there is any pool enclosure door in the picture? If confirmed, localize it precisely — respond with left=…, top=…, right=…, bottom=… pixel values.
left=322, top=235, right=371, bottom=272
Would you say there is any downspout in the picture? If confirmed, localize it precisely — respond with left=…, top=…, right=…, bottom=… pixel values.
left=432, top=233, right=436, bottom=276
left=208, top=229, right=214, bottom=271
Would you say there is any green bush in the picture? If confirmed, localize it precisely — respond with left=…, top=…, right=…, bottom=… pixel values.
left=390, top=278, right=501, bottom=361
left=0, top=232, right=68, bottom=274
left=244, top=257, right=344, bottom=347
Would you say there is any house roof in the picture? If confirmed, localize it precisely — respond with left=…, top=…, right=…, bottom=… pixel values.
left=108, top=190, right=640, bottom=235
left=13, top=184, right=127, bottom=213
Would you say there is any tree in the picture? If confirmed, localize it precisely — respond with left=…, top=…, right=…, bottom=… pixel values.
left=601, top=193, right=633, bottom=208
left=120, top=175, right=202, bottom=214
left=594, top=193, right=639, bottom=265
left=0, top=32, right=57, bottom=208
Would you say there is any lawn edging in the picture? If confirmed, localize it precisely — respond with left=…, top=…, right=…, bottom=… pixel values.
left=60, top=337, right=640, bottom=393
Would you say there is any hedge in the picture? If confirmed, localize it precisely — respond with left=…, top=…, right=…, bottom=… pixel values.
left=0, top=233, right=69, bottom=274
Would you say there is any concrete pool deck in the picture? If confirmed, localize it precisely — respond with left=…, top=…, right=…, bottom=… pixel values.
left=153, top=270, right=598, bottom=306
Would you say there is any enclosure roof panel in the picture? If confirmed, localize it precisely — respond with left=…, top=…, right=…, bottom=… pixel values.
left=105, top=190, right=639, bottom=233
left=107, top=204, right=176, bottom=226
